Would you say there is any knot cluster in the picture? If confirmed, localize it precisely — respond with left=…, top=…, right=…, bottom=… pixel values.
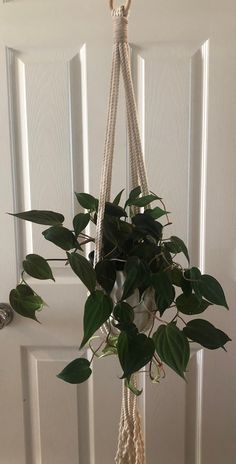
left=112, top=8, right=128, bottom=43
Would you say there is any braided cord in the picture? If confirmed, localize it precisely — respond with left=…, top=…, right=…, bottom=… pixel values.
left=94, top=7, right=149, bottom=265
left=94, top=6, right=148, bottom=463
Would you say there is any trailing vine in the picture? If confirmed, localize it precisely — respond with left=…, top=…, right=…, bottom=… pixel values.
left=9, top=187, right=231, bottom=394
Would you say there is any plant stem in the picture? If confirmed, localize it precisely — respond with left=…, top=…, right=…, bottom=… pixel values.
left=148, top=317, right=155, bottom=337
left=177, top=314, right=187, bottom=326
left=159, top=198, right=171, bottom=224
left=79, top=232, right=94, bottom=240
left=170, top=312, right=178, bottom=323
left=89, top=339, right=105, bottom=363
left=80, top=238, right=95, bottom=246
left=145, top=305, right=168, bottom=325
left=103, top=245, right=118, bottom=259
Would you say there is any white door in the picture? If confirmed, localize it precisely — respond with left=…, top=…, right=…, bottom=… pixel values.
left=0, top=1, right=235, bottom=463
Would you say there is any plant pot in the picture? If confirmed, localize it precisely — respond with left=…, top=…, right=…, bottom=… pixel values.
left=110, top=271, right=155, bottom=333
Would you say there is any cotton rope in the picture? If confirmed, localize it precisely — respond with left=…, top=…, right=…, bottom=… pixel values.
left=94, top=3, right=148, bottom=463
left=94, top=5, right=149, bottom=265
left=109, top=0, right=132, bottom=16
left=115, top=374, right=146, bottom=464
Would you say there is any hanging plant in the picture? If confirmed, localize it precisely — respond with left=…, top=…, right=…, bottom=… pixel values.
left=9, top=186, right=230, bottom=393
left=6, top=2, right=232, bottom=462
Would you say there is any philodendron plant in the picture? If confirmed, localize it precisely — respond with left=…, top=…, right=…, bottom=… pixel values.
left=9, top=187, right=230, bottom=394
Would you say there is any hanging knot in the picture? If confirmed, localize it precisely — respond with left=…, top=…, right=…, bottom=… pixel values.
left=112, top=7, right=128, bottom=43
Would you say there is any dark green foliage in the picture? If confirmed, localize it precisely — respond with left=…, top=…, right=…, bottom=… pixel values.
left=117, top=332, right=155, bottom=379
left=145, top=207, right=169, bottom=220
left=113, top=189, right=125, bottom=206
left=153, top=323, right=190, bottom=379
left=183, top=319, right=231, bottom=349
left=132, top=213, right=163, bottom=240
left=152, top=271, right=175, bottom=316
left=80, top=291, right=113, bottom=348
left=170, top=268, right=192, bottom=296
left=67, top=252, right=96, bottom=293
left=198, top=275, right=228, bottom=309
left=176, top=293, right=212, bottom=315
left=10, top=284, right=43, bottom=322
left=57, top=358, right=92, bottom=384
left=170, top=267, right=183, bottom=287
left=128, top=194, right=160, bottom=208
left=186, top=268, right=228, bottom=308
left=8, top=186, right=230, bottom=390
left=105, top=202, right=127, bottom=218
left=23, top=254, right=55, bottom=281
left=113, top=302, right=134, bottom=324
left=73, top=213, right=90, bottom=236
left=75, top=192, right=98, bottom=211
left=165, top=236, right=190, bottom=263
left=9, top=210, right=64, bottom=226
left=124, top=186, right=141, bottom=208
left=95, top=260, right=116, bottom=293
left=42, top=226, right=78, bottom=251
left=122, top=257, right=148, bottom=300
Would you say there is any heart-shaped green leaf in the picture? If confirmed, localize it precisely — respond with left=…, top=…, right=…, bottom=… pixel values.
left=152, top=271, right=175, bottom=316
left=122, top=257, right=147, bottom=301
left=171, top=267, right=183, bottom=287
left=113, top=189, right=125, bottom=206
left=198, top=275, right=228, bottom=309
left=169, top=236, right=190, bottom=264
left=75, top=193, right=98, bottom=212
left=129, top=186, right=142, bottom=200
left=125, top=186, right=142, bottom=208
left=117, top=332, right=155, bottom=379
left=105, top=202, right=127, bottom=218
left=42, top=226, right=78, bottom=251
left=95, top=260, right=116, bottom=294
left=9, top=210, right=64, bottom=226
left=145, top=207, right=169, bottom=220
left=153, top=323, right=190, bottom=379
left=132, top=214, right=163, bottom=240
left=122, top=259, right=140, bottom=300
left=57, top=358, right=92, bottom=384
left=103, top=216, right=119, bottom=246
left=183, top=319, right=231, bottom=349
left=113, top=302, right=134, bottom=324
left=129, top=194, right=159, bottom=208
left=176, top=293, right=212, bottom=315
left=73, top=213, right=90, bottom=237
left=67, top=252, right=96, bottom=293
left=80, top=291, right=113, bottom=348
left=171, top=268, right=192, bottom=296
left=23, top=254, right=55, bottom=281
left=10, top=284, right=44, bottom=321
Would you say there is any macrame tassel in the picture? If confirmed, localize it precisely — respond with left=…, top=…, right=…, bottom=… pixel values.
left=115, top=375, right=146, bottom=464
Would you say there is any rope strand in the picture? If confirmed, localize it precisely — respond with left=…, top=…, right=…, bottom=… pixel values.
left=95, top=6, right=148, bottom=463
left=95, top=8, right=149, bottom=265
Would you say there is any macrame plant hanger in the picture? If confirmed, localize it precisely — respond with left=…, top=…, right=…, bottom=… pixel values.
left=94, top=1, right=149, bottom=463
